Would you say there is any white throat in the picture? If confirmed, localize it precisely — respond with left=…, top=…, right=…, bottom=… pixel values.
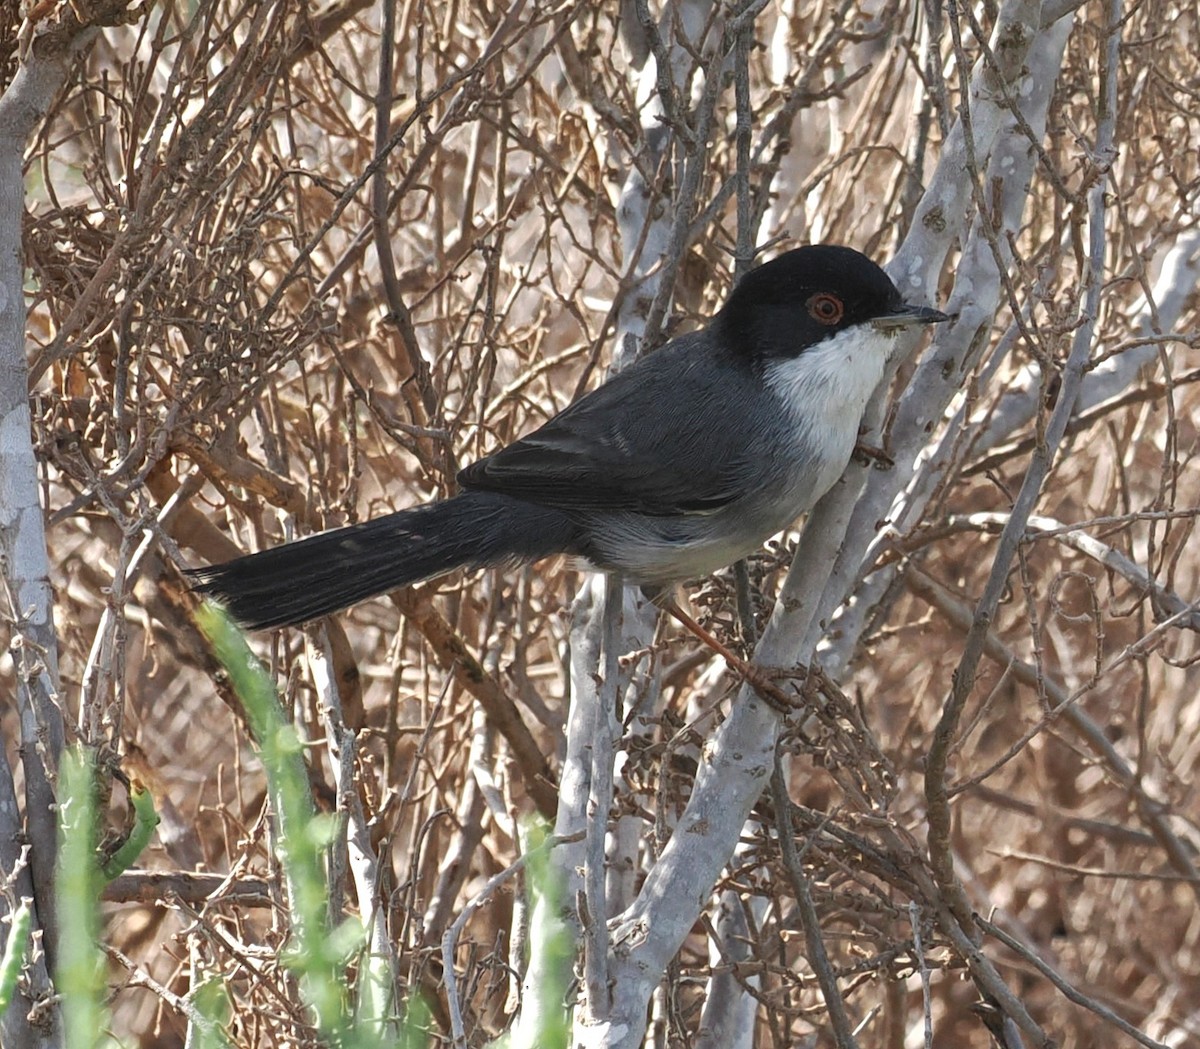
left=762, top=325, right=893, bottom=430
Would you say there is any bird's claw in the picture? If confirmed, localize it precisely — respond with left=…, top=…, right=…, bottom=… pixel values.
left=853, top=440, right=894, bottom=468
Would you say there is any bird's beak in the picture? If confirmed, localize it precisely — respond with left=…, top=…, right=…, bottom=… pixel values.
left=872, top=302, right=950, bottom=330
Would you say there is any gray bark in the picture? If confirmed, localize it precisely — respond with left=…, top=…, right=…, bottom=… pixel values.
left=0, top=28, right=103, bottom=1049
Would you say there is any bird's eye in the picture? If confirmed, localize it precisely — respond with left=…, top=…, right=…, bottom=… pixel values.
left=807, top=292, right=844, bottom=325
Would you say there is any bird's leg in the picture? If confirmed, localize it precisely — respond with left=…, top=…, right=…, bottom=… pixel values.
left=661, top=599, right=796, bottom=712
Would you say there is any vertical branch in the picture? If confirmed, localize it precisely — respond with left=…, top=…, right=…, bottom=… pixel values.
left=510, top=577, right=603, bottom=1045
left=771, top=760, right=860, bottom=1049
left=304, top=626, right=399, bottom=1039
left=819, top=13, right=1075, bottom=678
left=0, top=29, right=129, bottom=1036
left=0, top=761, right=60, bottom=1047
left=581, top=573, right=622, bottom=1020
left=697, top=21, right=765, bottom=1049
left=372, top=0, right=450, bottom=480
left=923, top=0, right=1121, bottom=992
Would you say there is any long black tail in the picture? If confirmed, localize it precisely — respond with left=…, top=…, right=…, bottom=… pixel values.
left=186, top=490, right=578, bottom=630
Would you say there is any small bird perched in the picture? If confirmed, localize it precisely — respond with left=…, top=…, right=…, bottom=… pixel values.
left=189, top=245, right=947, bottom=631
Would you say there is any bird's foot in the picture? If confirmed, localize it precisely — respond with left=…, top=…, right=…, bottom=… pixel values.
left=663, top=600, right=798, bottom=713
left=852, top=440, right=894, bottom=468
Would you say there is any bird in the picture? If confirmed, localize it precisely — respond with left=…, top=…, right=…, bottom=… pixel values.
left=188, top=245, right=947, bottom=634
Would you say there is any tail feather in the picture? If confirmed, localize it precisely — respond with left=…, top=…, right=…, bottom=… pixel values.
left=187, top=490, right=578, bottom=630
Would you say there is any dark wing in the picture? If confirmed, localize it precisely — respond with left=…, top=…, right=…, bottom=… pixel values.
left=459, top=337, right=756, bottom=516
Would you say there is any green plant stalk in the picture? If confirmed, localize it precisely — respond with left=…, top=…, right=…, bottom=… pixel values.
left=397, top=993, right=431, bottom=1049
left=508, top=821, right=571, bottom=1049
left=187, top=975, right=235, bottom=1049
left=57, top=748, right=116, bottom=1049
left=0, top=899, right=32, bottom=1016
left=101, top=779, right=160, bottom=881
left=355, top=942, right=397, bottom=1038
left=195, top=605, right=354, bottom=1042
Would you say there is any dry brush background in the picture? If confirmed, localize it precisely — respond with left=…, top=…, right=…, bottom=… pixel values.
left=2, top=0, right=1199, bottom=1045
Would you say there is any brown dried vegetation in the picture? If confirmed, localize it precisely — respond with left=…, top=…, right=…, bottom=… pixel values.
left=6, top=0, right=1200, bottom=1044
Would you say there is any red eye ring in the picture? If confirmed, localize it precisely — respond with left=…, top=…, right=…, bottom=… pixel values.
left=807, top=292, right=844, bottom=325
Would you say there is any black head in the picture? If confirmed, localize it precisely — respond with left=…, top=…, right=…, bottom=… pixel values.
left=714, top=244, right=946, bottom=362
